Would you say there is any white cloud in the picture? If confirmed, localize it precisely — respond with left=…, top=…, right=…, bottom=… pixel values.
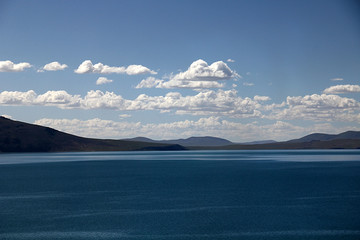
left=164, top=79, right=225, bottom=89
left=34, top=117, right=359, bottom=142
left=119, top=114, right=131, bottom=119
left=0, top=90, right=37, bottom=105
left=1, top=114, right=12, bottom=119
left=270, top=93, right=360, bottom=122
left=2, top=89, right=359, bottom=123
left=136, top=76, right=225, bottom=89
left=227, top=59, right=235, bottom=63
left=128, top=90, right=262, bottom=118
left=0, top=89, right=264, bottom=118
left=171, top=59, right=239, bottom=81
left=136, top=59, right=238, bottom=89
left=286, top=94, right=359, bottom=108
left=35, top=118, right=141, bottom=140
left=331, top=77, right=344, bottom=81
left=74, top=60, right=157, bottom=75
left=81, top=90, right=128, bottom=110
left=96, top=77, right=113, bottom=85
left=136, top=77, right=164, bottom=88
left=323, top=84, right=360, bottom=94
left=254, top=95, right=271, bottom=102
left=0, top=90, right=81, bottom=108
left=126, top=65, right=157, bottom=75
left=0, top=60, right=32, bottom=72
left=35, top=91, right=81, bottom=107
left=39, top=61, right=68, bottom=72
left=243, top=82, right=254, bottom=86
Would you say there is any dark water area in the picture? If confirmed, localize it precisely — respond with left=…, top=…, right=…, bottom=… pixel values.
left=0, top=150, right=359, bottom=239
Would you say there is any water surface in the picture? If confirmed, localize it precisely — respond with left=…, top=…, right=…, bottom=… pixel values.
left=0, top=150, right=359, bottom=239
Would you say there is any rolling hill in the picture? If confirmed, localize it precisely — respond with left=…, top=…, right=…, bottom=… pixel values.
left=125, top=136, right=233, bottom=147
left=0, top=117, right=185, bottom=153
left=1, top=116, right=360, bottom=152
left=288, top=131, right=360, bottom=143
left=192, top=131, right=360, bottom=150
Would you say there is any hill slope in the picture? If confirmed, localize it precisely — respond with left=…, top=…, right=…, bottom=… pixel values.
left=1, top=116, right=359, bottom=152
left=288, top=131, right=360, bottom=143
left=214, top=139, right=360, bottom=150
left=0, top=117, right=185, bottom=152
left=189, top=131, right=360, bottom=150
left=125, top=136, right=233, bottom=147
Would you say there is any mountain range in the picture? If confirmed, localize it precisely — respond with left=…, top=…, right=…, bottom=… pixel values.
left=288, top=131, right=360, bottom=143
left=1, top=116, right=360, bottom=152
left=124, top=136, right=233, bottom=147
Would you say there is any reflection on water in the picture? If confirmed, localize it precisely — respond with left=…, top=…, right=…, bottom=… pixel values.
left=1, top=149, right=360, bottom=164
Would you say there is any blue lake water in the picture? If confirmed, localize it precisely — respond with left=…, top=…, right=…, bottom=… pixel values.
left=0, top=150, right=359, bottom=239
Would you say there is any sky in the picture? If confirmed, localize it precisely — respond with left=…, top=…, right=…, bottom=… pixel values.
left=0, top=0, right=360, bottom=142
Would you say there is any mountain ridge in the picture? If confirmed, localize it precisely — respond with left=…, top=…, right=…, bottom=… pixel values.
left=288, top=131, right=360, bottom=143
left=1, top=116, right=360, bottom=152
left=125, top=136, right=233, bottom=147
left=0, top=117, right=185, bottom=152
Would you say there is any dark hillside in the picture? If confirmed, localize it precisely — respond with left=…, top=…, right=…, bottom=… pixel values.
left=126, top=136, right=233, bottom=147
left=288, top=131, right=360, bottom=143
left=0, top=117, right=185, bottom=152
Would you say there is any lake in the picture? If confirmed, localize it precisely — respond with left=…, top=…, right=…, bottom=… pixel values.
left=0, top=150, right=359, bottom=239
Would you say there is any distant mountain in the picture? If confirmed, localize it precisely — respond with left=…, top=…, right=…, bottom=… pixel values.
left=214, top=138, right=360, bottom=150
left=127, top=137, right=279, bottom=146
left=240, top=140, right=277, bottom=145
left=1, top=116, right=360, bottom=152
left=288, top=131, right=360, bottom=143
left=192, top=131, right=360, bottom=150
left=189, top=131, right=360, bottom=150
left=127, top=137, right=155, bottom=143
left=0, top=117, right=185, bottom=153
left=164, top=137, right=234, bottom=147
left=125, top=136, right=233, bottom=147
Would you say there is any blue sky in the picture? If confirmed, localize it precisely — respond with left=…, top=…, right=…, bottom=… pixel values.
left=1, top=0, right=360, bottom=142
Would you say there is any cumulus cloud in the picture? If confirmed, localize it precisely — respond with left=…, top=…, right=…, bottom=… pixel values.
left=254, top=95, right=271, bottom=102
left=74, top=60, right=157, bottom=75
left=136, top=59, right=238, bottom=89
left=331, top=78, right=344, bottom=81
left=136, top=77, right=164, bottom=88
left=35, top=118, right=141, bottom=140
left=128, top=90, right=262, bottom=118
left=96, top=77, right=113, bottom=85
left=0, top=89, right=265, bottom=118
left=119, top=114, right=131, bottom=119
left=323, top=85, right=360, bottom=94
left=0, top=60, right=32, bottom=72
left=125, top=65, right=157, bottom=75
left=34, top=117, right=358, bottom=142
left=270, top=93, right=360, bottom=122
left=0, top=90, right=37, bottom=105
left=35, top=91, right=81, bottom=107
left=171, top=59, right=239, bottom=81
left=286, top=94, right=359, bottom=108
left=0, top=90, right=81, bottom=108
left=81, top=90, right=128, bottom=110
left=38, top=61, right=68, bottom=72
left=2, top=89, right=359, bottom=123
left=136, top=77, right=225, bottom=89
left=227, top=59, right=235, bottom=63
